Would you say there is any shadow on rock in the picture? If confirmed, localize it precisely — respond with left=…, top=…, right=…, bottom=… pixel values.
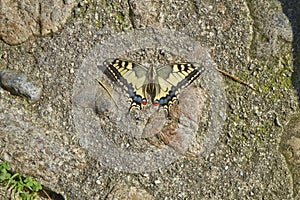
left=280, top=1, right=300, bottom=102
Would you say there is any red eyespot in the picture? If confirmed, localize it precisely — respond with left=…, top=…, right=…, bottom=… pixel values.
left=142, top=99, right=147, bottom=105
left=153, top=100, right=159, bottom=106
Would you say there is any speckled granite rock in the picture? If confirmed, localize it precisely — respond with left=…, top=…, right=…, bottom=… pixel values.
left=0, top=70, right=42, bottom=102
left=0, top=0, right=299, bottom=199
left=280, top=117, right=300, bottom=199
left=0, top=0, right=77, bottom=45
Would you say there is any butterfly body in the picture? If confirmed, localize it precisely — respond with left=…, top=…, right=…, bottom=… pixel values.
left=103, top=58, right=205, bottom=114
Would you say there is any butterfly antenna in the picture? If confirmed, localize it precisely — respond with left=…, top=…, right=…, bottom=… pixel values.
left=96, top=79, right=119, bottom=108
left=217, top=68, right=256, bottom=91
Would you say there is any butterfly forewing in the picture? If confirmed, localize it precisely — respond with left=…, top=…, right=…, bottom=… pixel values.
left=158, top=63, right=203, bottom=88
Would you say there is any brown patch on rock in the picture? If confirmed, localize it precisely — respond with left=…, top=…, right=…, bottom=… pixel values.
left=0, top=0, right=77, bottom=45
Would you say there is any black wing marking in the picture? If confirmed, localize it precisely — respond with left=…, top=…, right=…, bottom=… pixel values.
left=156, top=63, right=205, bottom=111
left=103, top=59, right=148, bottom=110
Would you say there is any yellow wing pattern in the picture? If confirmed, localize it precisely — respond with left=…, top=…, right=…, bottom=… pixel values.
left=103, top=58, right=205, bottom=113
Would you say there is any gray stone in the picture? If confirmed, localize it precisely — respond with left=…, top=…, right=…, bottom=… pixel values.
left=0, top=70, right=42, bottom=102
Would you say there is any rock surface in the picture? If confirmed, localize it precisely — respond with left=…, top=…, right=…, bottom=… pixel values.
left=0, top=0, right=299, bottom=199
left=0, top=0, right=77, bottom=45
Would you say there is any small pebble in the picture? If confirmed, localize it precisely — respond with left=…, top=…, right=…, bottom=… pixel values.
left=78, top=1, right=85, bottom=7
left=69, top=68, right=75, bottom=74
left=248, top=64, right=255, bottom=70
left=96, top=179, right=101, bottom=185
left=274, top=114, right=282, bottom=127
left=0, top=69, right=42, bottom=102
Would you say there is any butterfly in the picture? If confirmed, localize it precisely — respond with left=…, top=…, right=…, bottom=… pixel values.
left=102, top=58, right=205, bottom=115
